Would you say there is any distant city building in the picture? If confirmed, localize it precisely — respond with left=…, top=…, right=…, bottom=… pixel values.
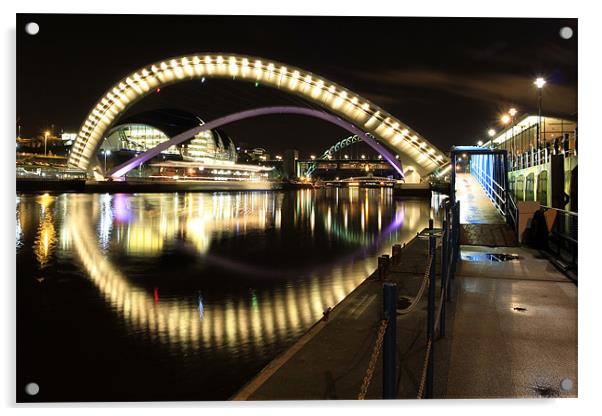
left=93, top=109, right=273, bottom=181
left=101, top=123, right=181, bottom=155
left=247, top=147, right=269, bottom=162
left=181, top=129, right=237, bottom=164
left=61, top=133, right=77, bottom=144
left=283, top=149, right=299, bottom=180
left=99, top=109, right=237, bottom=164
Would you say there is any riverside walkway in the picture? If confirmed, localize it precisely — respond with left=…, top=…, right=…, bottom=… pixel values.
left=437, top=172, right=577, bottom=398
left=233, top=234, right=442, bottom=400
left=233, top=171, right=577, bottom=400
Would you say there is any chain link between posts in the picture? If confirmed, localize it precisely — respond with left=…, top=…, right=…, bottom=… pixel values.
left=396, top=253, right=434, bottom=316
left=417, top=243, right=453, bottom=399
left=357, top=319, right=389, bottom=400
left=359, top=227, right=452, bottom=400
left=417, top=339, right=432, bottom=399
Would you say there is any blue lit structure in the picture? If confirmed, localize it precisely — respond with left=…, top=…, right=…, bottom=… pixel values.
left=450, top=146, right=516, bottom=230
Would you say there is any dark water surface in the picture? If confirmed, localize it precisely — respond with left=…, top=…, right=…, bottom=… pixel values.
left=16, top=189, right=434, bottom=401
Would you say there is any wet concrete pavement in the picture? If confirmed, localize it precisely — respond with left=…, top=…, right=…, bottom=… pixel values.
left=438, top=245, right=577, bottom=398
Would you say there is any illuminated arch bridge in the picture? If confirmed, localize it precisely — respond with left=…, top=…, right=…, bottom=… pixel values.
left=305, top=134, right=363, bottom=177
left=68, top=53, right=448, bottom=179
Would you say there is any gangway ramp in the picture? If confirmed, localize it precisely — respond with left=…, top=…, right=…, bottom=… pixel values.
left=455, top=173, right=517, bottom=246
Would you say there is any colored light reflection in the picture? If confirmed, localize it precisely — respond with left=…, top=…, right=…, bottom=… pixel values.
left=33, top=194, right=57, bottom=269
left=54, top=190, right=428, bottom=357
left=113, top=193, right=133, bottom=223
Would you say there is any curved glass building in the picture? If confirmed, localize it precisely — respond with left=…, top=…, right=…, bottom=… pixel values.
left=99, top=109, right=272, bottom=182
left=100, top=109, right=238, bottom=164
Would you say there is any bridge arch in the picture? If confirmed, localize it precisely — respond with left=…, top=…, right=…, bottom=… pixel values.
left=305, top=134, right=363, bottom=177
left=68, top=53, right=448, bottom=178
left=106, top=106, right=404, bottom=178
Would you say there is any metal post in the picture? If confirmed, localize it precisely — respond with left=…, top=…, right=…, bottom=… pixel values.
left=383, top=282, right=397, bottom=399
left=378, top=256, right=386, bottom=281
left=383, top=255, right=390, bottom=277
left=440, top=220, right=447, bottom=337
left=502, top=152, right=509, bottom=220
left=450, top=201, right=460, bottom=279
left=426, top=222, right=436, bottom=398
left=450, top=154, right=456, bottom=206
left=538, top=87, right=542, bottom=151
left=392, top=244, right=402, bottom=266
left=444, top=203, right=452, bottom=301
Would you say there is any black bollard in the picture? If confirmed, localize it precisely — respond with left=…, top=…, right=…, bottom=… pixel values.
left=440, top=220, right=447, bottom=337
left=378, top=256, right=385, bottom=281
left=392, top=244, right=402, bottom=266
left=382, top=254, right=390, bottom=276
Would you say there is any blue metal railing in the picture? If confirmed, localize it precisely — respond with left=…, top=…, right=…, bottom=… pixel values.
left=469, top=152, right=518, bottom=232
left=418, top=199, right=460, bottom=399
left=364, top=199, right=461, bottom=399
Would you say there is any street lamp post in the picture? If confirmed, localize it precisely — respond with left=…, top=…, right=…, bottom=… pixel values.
left=509, top=108, right=517, bottom=168
left=44, top=131, right=50, bottom=156
left=102, top=149, right=111, bottom=172
left=534, top=77, right=546, bottom=152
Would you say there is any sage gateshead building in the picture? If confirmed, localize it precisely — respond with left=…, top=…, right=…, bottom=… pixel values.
left=99, top=109, right=273, bottom=182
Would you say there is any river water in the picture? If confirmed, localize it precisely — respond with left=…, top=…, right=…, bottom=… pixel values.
left=16, top=189, right=435, bottom=401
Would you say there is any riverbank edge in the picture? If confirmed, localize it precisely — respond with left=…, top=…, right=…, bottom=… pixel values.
left=229, top=232, right=422, bottom=401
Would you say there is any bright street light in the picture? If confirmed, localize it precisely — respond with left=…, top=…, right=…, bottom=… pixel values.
left=310, top=155, right=316, bottom=160
left=477, top=140, right=483, bottom=146
left=508, top=108, right=517, bottom=117
left=488, top=129, right=496, bottom=137
left=501, top=114, right=511, bottom=124
left=534, top=77, right=546, bottom=89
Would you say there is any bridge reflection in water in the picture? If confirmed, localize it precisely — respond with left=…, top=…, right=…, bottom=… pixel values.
left=17, top=189, right=433, bottom=400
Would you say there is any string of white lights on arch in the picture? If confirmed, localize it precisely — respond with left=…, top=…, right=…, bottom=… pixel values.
left=68, top=54, right=449, bottom=177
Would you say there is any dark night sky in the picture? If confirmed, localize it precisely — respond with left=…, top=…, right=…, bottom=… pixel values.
left=16, top=14, right=577, bottom=156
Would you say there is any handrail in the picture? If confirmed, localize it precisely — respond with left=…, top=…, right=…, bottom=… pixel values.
left=540, top=205, right=578, bottom=217
left=507, top=191, right=518, bottom=231
left=471, top=164, right=506, bottom=215
left=416, top=199, right=459, bottom=399
left=538, top=204, right=578, bottom=273
left=473, top=165, right=506, bottom=200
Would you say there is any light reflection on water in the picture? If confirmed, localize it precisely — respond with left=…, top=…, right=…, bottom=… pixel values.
left=17, top=189, right=433, bottom=400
